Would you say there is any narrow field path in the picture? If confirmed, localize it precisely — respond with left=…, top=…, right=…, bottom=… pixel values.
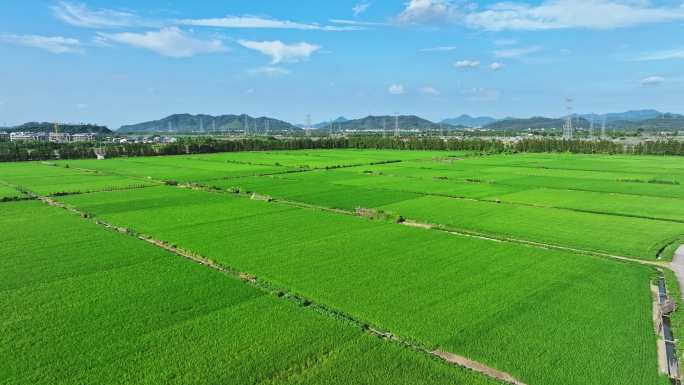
left=670, top=245, right=684, bottom=302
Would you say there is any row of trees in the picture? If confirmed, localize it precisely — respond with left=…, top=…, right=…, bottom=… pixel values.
left=3, top=136, right=684, bottom=162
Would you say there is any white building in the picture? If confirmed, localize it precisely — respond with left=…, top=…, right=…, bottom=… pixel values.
left=49, top=132, right=72, bottom=143
left=71, top=133, right=96, bottom=142
left=10, top=132, right=48, bottom=142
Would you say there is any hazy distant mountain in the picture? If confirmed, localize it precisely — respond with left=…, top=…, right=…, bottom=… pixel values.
left=441, top=115, right=497, bottom=128
left=119, top=114, right=301, bottom=133
left=484, top=116, right=591, bottom=131
left=2, top=122, right=110, bottom=134
left=323, top=115, right=463, bottom=132
left=605, top=114, right=684, bottom=131
left=580, top=110, right=664, bottom=123
left=313, top=117, right=348, bottom=129
left=484, top=113, right=684, bottom=132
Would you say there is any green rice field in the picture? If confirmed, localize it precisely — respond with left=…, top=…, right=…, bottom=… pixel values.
left=2, top=149, right=683, bottom=385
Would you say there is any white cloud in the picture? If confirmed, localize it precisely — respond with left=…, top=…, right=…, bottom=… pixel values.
left=464, top=87, right=500, bottom=102
left=178, top=16, right=360, bottom=31
left=52, top=1, right=142, bottom=28
left=419, top=86, right=440, bottom=95
left=395, top=0, right=684, bottom=30
left=238, top=40, right=320, bottom=64
left=396, top=0, right=459, bottom=25
left=353, top=3, right=372, bottom=16
left=493, top=45, right=542, bottom=58
left=248, top=66, right=292, bottom=77
left=330, top=19, right=386, bottom=26
left=489, top=62, right=505, bottom=71
left=464, top=0, right=684, bottom=31
left=634, top=48, right=684, bottom=61
left=0, top=34, right=82, bottom=54
left=420, top=46, right=457, bottom=52
left=389, top=84, right=406, bottom=94
left=454, top=59, right=480, bottom=68
left=641, top=76, right=664, bottom=86
left=97, top=27, right=226, bottom=58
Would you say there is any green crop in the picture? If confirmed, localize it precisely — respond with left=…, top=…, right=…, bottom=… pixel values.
left=0, top=201, right=497, bottom=385
left=58, top=186, right=662, bottom=385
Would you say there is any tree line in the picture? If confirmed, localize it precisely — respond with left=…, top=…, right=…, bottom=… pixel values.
left=2, top=136, right=684, bottom=162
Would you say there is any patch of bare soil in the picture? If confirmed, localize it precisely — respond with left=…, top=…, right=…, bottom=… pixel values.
left=432, top=350, right=528, bottom=385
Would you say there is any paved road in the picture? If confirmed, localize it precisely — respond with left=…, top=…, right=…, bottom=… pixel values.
left=671, top=245, right=684, bottom=302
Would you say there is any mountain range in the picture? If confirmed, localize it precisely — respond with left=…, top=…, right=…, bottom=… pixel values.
left=1, top=122, right=111, bottom=134
left=312, top=115, right=463, bottom=132
left=113, top=109, right=683, bottom=133
left=440, top=115, right=497, bottom=128
left=119, top=114, right=301, bottom=134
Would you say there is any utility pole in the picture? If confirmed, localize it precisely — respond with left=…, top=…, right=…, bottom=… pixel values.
left=305, top=114, right=312, bottom=137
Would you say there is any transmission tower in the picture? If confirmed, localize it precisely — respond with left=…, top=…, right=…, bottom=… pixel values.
left=244, top=115, right=248, bottom=136
left=305, top=114, right=312, bottom=137
left=562, top=98, right=574, bottom=139
left=601, top=117, right=607, bottom=139
left=394, top=113, right=400, bottom=137
left=589, top=116, right=594, bottom=139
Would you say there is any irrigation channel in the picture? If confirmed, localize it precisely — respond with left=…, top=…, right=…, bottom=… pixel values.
left=657, top=272, right=681, bottom=383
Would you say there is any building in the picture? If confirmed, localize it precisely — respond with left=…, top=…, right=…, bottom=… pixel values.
left=49, top=132, right=71, bottom=143
left=10, top=132, right=48, bottom=142
left=71, top=133, right=96, bottom=142
left=0, top=132, right=9, bottom=142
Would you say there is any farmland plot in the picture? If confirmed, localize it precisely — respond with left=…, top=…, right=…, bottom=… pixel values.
left=380, top=195, right=684, bottom=259
left=198, top=166, right=684, bottom=258
left=0, top=184, right=24, bottom=200
left=0, top=162, right=156, bottom=195
left=53, top=156, right=293, bottom=182
left=497, top=188, right=684, bottom=222
left=201, top=171, right=422, bottom=210
left=192, top=149, right=466, bottom=169
left=0, top=201, right=498, bottom=385
left=57, top=186, right=662, bottom=385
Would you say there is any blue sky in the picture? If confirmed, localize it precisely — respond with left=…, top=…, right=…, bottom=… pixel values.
left=0, top=0, right=683, bottom=129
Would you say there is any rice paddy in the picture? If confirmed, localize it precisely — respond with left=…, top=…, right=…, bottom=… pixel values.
left=2, top=149, right=682, bottom=385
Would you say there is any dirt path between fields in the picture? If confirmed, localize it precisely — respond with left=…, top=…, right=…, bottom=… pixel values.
left=670, top=245, right=684, bottom=303
left=433, top=351, right=527, bottom=385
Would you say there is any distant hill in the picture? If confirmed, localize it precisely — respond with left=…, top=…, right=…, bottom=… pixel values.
left=441, top=115, right=497, bottom=128
left=580, top=109, right=664, bottom=123
left=313, top=117, right=348, bottom=129
left=484, top=113, right=684, bottom=132
left=324, top=115, right=463, bottom=132
left=119, top=114, right=301, bottom=133
left=1, top=122, right=111, bottom=134
left=605, top=114, right=684, bottom=131
left=484, top=116, right=591, bottom=131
